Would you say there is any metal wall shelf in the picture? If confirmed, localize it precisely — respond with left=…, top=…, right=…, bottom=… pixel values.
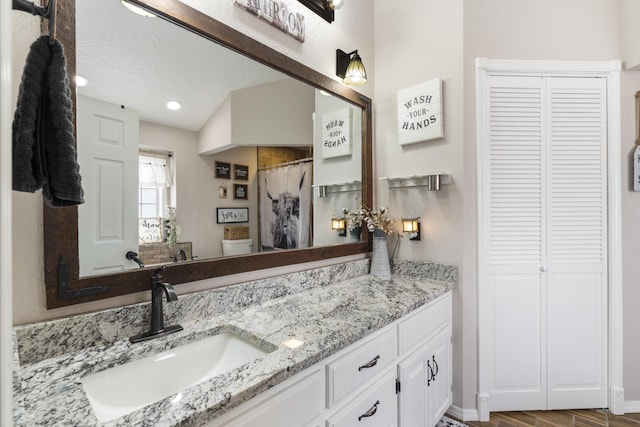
left=379, top=174, right=450, bottom=191
left=314, top=180, right=362, bottom=197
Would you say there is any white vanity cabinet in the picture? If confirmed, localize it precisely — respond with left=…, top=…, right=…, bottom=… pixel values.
left=397, top=292, right=453, bottom=427
left=208, top=292, right=452, bottom=427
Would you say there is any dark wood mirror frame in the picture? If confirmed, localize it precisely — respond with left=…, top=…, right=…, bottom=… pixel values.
left=44, top=0, right=373, bottom=309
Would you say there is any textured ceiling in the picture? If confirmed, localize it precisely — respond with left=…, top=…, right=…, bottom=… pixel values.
left=76, top=0, right=288, bottom=132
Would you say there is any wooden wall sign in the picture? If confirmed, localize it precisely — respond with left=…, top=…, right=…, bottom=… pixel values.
left=234, top=164, right=249, bottom=180
left=234, top=183, right=248, bottom=200
left=215, top=161, right=231, bottom=179
left=397, top=78, right=444, bottom=145
left=321, top=107, right=353, bottom=159
left=234, top=0, right=306, bottom=42
left=217, top=208, right=249, bottom=224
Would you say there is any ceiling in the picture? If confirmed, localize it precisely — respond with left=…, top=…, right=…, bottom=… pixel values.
left=76, top=0, right=288, bottom=132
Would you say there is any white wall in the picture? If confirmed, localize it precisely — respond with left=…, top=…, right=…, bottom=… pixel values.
left=11, top=0, right=374, bottom=325
left=313, top=91, right=363, bottom=247
left=620, top=72, right=640, bottom=402
left=374, top=0, right=468, bottom=407
left=11, top=12, right=49, bottom=326
left=374, top=0, right=466, bottom=411
left=199, top=79, right=315, bottom=154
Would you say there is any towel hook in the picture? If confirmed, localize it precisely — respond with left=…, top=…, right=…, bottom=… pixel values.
left=12, top=0, right=57, bottom=44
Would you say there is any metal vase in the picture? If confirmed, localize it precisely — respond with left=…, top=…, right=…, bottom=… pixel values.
left=370, top=229, right=391, bottom=278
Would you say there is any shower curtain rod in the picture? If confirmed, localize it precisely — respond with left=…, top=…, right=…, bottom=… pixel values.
left=12, top=0, right=57, bottom=44
left=258, top=157, right=313, bottom=171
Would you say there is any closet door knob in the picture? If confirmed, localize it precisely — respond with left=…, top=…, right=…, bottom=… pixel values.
left=540, top=266, right=549, bottom=273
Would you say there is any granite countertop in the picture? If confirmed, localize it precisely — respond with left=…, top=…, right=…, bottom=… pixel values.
left=13, top=260, right=456, bottom=426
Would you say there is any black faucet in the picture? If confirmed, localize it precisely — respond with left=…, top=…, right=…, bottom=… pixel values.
left=177, top=249, right=187, bottom=261
left=129, top=266, right=183, bottom=343
left=125, top=251, right=145, bottom=268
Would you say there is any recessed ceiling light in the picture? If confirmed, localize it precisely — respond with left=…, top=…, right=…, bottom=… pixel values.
left=75, top=75, right=88, bottom=87
left=120, top=0, right=156, bottom=17
left=165, top=100, right=182, bottom=111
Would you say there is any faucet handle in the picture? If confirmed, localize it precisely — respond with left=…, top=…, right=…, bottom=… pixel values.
left=153, top=266, right=166, bottom=281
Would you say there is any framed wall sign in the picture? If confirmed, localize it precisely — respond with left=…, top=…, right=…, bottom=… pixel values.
left=215, top=161, right=231, bottom=179
left=216, top=207, right=249, bottom=224
left=234, top=0, right=306, bottom=42
left=321, top=107, right=353, bottom=159
left=234, top=183, right=248, bottom=200
left=397, top=78, right=444, bottom=145
left=234, top=164, right=249, bottom=180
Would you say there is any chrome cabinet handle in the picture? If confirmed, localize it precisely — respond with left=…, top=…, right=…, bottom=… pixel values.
left=358, top=400, right=380, bottom=421
left=358, top=355, right=380, bottom=371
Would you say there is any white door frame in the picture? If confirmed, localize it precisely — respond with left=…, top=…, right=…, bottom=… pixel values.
left=0, top=1, right=13, bottom=425
left=475, top=58, right=624, bottom=421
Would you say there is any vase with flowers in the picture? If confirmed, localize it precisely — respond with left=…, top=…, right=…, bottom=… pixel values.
left=361, top=204, right=399, bottom=278
left=342, top=207, right=365, bottom=241
left=163, top=206, right=180, bottom=249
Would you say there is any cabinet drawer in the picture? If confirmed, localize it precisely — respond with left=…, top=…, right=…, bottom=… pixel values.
left=326, top=369, right=397, bottom=427
left=214, top=369, right=323, bottom=427
left=326, top=327, right=397, bottom=407
left=398, top=292, right=451, bottom=354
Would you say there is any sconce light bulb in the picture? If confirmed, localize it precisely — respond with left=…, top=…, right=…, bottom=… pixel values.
left=120, top=0, right=156, bottom=17
left=329, top=0, right=344, bottom=10
left=75, top=75, right=88, bottom=87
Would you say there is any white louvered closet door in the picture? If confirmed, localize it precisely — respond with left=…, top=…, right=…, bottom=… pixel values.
left=482, top=75, right=607, bottom=411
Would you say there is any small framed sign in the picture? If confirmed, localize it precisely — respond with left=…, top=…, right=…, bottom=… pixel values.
left=234, top=164, right=249, bottom=180
left=234, top=183, right=248, bottom=200
left=397, top=78, right=443, bottom=145
left=321, top=107, right=353, bottom=159
left=217, top=207, right=249, bottom=224
left=215, top=161, right=231, bottom=179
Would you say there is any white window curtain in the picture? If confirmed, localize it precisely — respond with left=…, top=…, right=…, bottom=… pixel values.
left=139, top=155, right=172, bottom=187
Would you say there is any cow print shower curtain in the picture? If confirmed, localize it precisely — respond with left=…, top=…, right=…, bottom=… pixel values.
left=258, top=161, right=312, bottom=250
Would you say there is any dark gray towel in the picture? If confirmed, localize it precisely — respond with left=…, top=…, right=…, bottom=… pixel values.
left=12, top=35, right=84, bottom=207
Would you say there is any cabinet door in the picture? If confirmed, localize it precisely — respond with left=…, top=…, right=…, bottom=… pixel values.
left=397, top=344, right=428, bottom=427
left=426, top=327, right=452, bottom=426
left=397, top=326, right=452, bottom=427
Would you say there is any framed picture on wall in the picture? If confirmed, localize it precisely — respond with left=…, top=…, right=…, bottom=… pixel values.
left=321, top=107, right=353, bottom=159
left=234, top=183, right=248, bottom=200
left=234, top=164, right=249, bottom=180
left=396, top=78, right=444, bottom=145
left=216, top=207, right=249, bottom=224
left=215, top=161, right=231, bottom=179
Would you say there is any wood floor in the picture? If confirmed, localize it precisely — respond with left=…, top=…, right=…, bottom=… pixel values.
left=460, top=410, right=640, bottom=427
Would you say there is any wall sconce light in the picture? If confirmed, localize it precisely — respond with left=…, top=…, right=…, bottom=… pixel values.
left=402, top=218, right=421, bottom=241
left=336, top=49, right=367, bottom=86
left=328, top=0, right=344, bottom=10
left=331, top=217, right=347, bottom=236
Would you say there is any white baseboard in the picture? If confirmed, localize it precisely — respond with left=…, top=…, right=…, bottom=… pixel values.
left=447, top=405, right=479, bottom=422
left=625, top=400, right=640, bottom=413
left=446, top=401, right=640, bottom=420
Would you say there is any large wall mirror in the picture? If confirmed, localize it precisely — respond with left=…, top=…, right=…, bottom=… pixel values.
left=44, top=0, right=372, bottom=308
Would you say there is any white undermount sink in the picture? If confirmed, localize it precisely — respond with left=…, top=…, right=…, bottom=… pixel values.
left=81, top=331, right=275, bottom=422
